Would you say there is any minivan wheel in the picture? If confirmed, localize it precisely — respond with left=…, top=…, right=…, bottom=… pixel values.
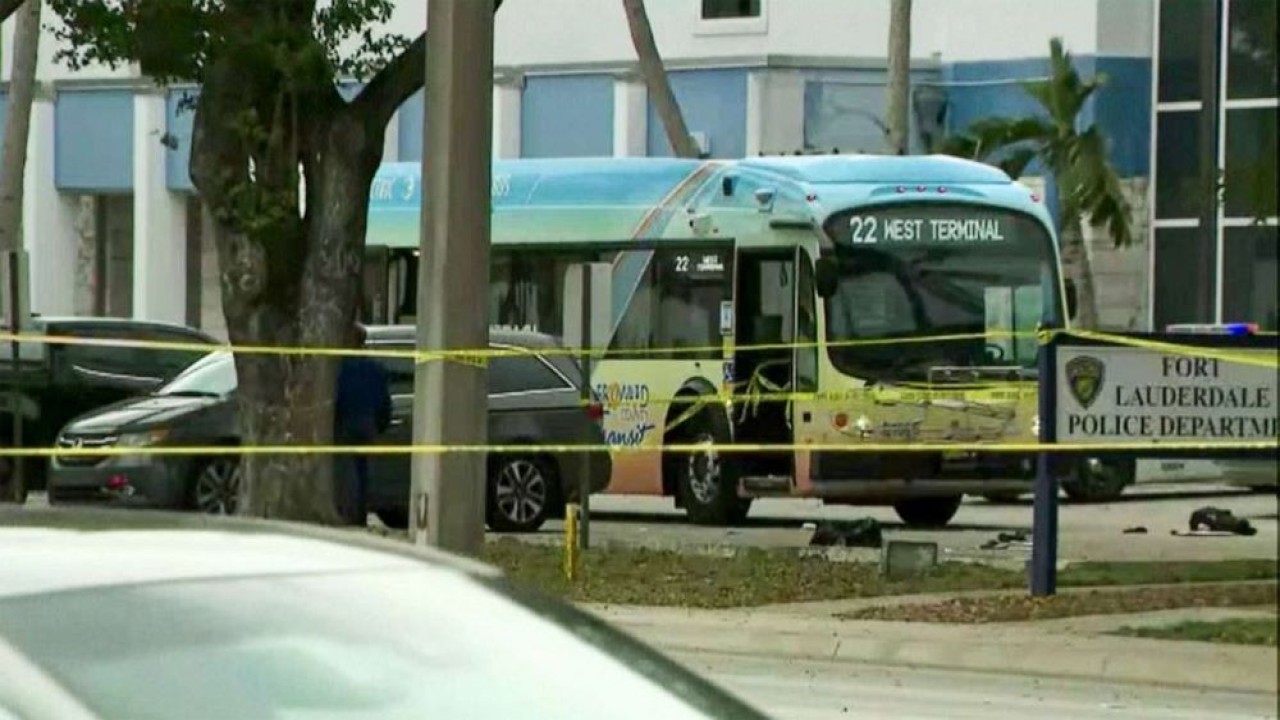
left=487, top=455, right=554, bottom=533
left=893, top=495, right=963, bottom=528
left=190, top=458, right=241, bottom=515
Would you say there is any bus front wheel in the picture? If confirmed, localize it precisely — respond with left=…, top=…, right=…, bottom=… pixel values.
left=893, top=495, right=962, bottom=528
left=669, top=413, right=750, bottom=526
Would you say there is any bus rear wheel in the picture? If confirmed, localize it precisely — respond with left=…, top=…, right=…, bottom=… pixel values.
left=893, top=495, right=962, bottom=528
left=670, top=413, right=750, bottom=527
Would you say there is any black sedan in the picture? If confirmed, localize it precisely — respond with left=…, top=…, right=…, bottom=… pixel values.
left=48, top=327, right=612, bottom=532
left=0, top=506, right=769, bottom=720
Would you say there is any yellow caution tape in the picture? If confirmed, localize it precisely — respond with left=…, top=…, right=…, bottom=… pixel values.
left=7, top=439, right=1275, bottom=458
left=3, top=327, right=1274, bottom=368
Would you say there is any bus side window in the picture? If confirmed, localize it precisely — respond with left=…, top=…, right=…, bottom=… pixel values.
left=653, top=250, right=729, bottom=360
left=608, top=258, right=658, bottom=359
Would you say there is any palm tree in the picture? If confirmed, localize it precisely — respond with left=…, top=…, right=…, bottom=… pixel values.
left=885, top=0, right=912, bottom=155
left=622, top=0, right=700, bottom=158
left=940, top=37, right=1134, bottom=329
left=0, top=0, right=42, bottom=505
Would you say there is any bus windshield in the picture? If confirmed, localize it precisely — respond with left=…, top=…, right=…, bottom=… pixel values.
left=821, top=203, right=1060, bottom=381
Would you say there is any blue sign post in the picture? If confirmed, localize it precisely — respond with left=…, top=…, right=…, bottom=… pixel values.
left=1030, top=335, right=1059, bottom=596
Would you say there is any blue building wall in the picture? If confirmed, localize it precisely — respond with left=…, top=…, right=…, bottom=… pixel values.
left=941, top=55, right=1151, bottom=179
left=803, top=67, right=940, bottom=155
left=166, top=88, right=199, bottom=192
left=55, top=89, right=134, bottom=192
left=521, top=74, right=614, bottom=158
left=398, top=90, right=425, bottom=161
left=647, top=69, right=747, bottom=159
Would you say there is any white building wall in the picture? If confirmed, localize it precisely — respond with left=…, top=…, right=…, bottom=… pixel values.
left=131, top=90, right=187, bottom=324
left=21, top=92, right=77, bottom=316
left=486, top=0, right=1103, bottom=67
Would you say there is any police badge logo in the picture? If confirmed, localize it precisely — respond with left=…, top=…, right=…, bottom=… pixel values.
left=1065, top=355, right=1105, bottom=409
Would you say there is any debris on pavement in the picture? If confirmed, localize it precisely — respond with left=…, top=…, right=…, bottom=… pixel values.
left=1123, top=526, right=1149, bottom=534
left=979, top=529, right=1033, bottom=550
left=1183, top=506, right=1259, bottom=537
left=809, top=518, right=882, bottom=548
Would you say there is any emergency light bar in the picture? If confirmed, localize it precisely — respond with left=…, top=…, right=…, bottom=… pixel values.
left=1165, top=322, right=1259, bottom=336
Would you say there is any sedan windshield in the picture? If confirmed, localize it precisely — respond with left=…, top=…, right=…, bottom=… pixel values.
left=822, top=203, right=1061, bottom=380
left=0, top=569, right=760, bottom=720
left=158, top=351, right=237, bottom=397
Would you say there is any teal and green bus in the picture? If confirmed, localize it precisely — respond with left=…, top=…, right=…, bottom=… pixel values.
left=365, top=154, right=1070, bottom=527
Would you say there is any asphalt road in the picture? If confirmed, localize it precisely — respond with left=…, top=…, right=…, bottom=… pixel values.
left=674, top=650, right=1279, bottom=720
left=541, top=484, right=1279, bottom=563
left=24, top=483, right=1278, bottom=563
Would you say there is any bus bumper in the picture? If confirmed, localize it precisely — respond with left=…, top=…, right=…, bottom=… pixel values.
left=801, top=449, right=1039, bottom=500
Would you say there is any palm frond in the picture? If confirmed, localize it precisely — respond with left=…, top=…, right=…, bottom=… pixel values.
left=1021, top=36, right=1104, bottom=131
left=1058, top=127, right=1135, bottom=248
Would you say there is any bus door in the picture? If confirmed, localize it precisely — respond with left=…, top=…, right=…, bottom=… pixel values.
left=732, top=247, right=796, bottom=488
left=790, top=246, right=821, bottom=493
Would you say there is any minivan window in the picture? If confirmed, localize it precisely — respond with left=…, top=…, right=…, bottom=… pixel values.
left=159, top=352, right=236, bottom=397
left=489, top=354, right=570, bottom=395
left=375, top=344, right=568, bottom=397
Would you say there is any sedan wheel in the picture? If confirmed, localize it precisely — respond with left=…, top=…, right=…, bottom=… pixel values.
left=487, top=457, right=553, bottom=533
left=193, top=458, right=241, bottom=515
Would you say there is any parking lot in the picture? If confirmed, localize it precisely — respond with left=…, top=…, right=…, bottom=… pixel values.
left=531, top=484, right=1278, bottom=565
left=23, top=483, right=1277, bottom=566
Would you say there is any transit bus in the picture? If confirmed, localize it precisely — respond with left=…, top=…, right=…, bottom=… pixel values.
left=363, top=155, right=1073, bottom=527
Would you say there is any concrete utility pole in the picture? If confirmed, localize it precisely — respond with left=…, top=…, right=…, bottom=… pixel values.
left=410, top=0, right=495, bottom=555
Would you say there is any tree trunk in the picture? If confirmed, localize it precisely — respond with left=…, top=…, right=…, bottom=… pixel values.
left=885, top=0, right=912, bottom=155
left=622, top=0, right=699, bottom=158
left=190, top=49, right=381, bottom=524
left=0, top=0, right=40, bottom=505
left=0, top=0, right=41, bottom=254
left=1059, top=212, right=1100, bottom=330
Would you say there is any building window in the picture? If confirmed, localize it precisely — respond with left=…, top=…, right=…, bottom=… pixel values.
left=1152, top=228, right=1213, bottom=328
left=1224, top=107, right=1278, bottom=218
left=695, top=0, right=766, bottom=36
left=1150, top=0, right=1277, bottom=328
left=1154, top=110, right=1204, bottom=219
left=1226, top=0, right=1278, bottom=99
left=1157, top=0, right=1210, bottom=103
left=701, top=0, right=761, bottom=20
left=1222, top=226, right=1279, bottom=329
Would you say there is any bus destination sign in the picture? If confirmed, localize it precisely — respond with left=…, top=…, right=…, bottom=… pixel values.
left=666, top=249, right=728, bottom=281
left=840, top=210, right=1015, bottom=246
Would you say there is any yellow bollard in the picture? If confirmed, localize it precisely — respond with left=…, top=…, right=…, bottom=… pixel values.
left=563, top=503, right=580, bottom=581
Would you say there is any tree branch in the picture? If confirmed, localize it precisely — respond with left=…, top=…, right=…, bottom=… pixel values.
left=0, top=0, right=25, bottom=23
left=350, top=0, right=503, bottom=130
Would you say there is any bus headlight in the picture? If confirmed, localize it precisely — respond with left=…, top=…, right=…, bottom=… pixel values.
left=1030, top=415, right=1041, bottom=438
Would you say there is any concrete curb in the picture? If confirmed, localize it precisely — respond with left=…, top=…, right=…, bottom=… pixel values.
left=587, top=606, right=1280, bottom=695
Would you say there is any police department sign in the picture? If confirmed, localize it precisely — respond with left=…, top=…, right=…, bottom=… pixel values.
left=1055, top=346, right=1279, bottom=443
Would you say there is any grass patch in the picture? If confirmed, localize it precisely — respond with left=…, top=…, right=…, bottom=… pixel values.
left=840, top=583, right=1278, bottom=624
left=1113, top=618, right=1278, bottom=646
left=480, top=541, right=1278, bottom=609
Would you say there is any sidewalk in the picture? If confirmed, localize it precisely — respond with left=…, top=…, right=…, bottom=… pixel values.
left=582, top=602, right=1279, bottom=695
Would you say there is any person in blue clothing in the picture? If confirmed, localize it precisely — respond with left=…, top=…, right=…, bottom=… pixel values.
left=334, top=323, right=392, bottom=526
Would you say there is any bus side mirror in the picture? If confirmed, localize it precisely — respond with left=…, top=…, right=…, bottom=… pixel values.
left=815, top=257, right=839, bottom=299
left=1064, top=278, right=1079, bottom=320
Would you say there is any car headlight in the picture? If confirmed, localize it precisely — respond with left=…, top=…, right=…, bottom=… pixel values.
left=117, top=429, right=169, bottom=447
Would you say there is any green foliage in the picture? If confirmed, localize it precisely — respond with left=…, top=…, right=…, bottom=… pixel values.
left=46, top=0, right=408, bottom=84
left=45, top=0, right=413, bottom=246
left=939, top=37, right=1135, bottom=248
